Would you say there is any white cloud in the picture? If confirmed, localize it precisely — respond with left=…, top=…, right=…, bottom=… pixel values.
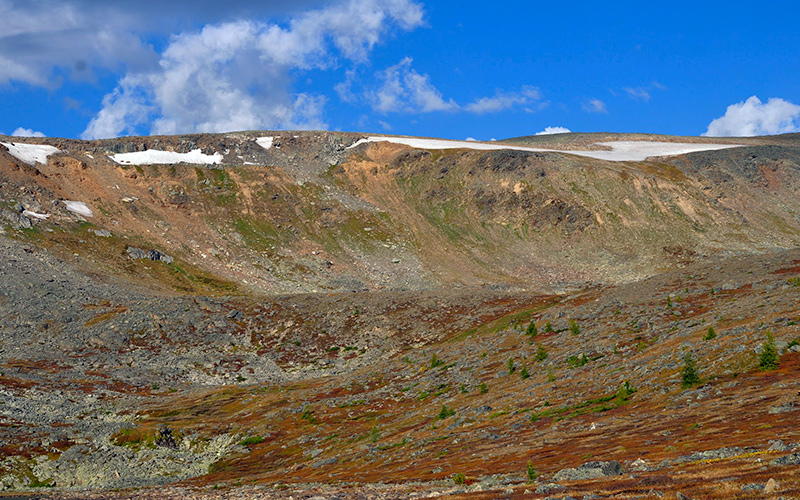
left=0, top=0, right=335, bottom=87
left=11, top=127, right=46, bottom=137
left=369, top=57, right=457, bottom=113
left=703, top=96, right=800, bottom=137
left=535, top=126, right=571, bottom=135
left=651, top=81, right=667, bottom=91
left=464, top=86, right=540, bottom=114
left=583, top=99, right=607, bottom=113
left=82, top=0, right=424, bottom=139
left=0, top=0, right=158, bottom=87
left=81, top=75, right=154, bottom=139
left=623, top=87, right=650, bottom=102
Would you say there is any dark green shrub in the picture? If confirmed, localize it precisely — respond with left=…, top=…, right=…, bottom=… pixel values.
left=527, top=461, right=538, bottom=482
left=703, top=326, right=717, bottom=340
left=239, top=435, right=264, bottom=446
left=438, top=405, right=455, bottom=419
left=526, top=321, right=538, bottom=337
left=520, top=366, right=529, bottom=379
left=453, top=472, right=466, bottom=484
left=535, top=343, right=548, bottom=362
left=544, top=321, right=553, bottom=332
left=301, top=408, right=318, bottom=424
left=567, top=353, right=588, bottom=368
left=507, top=358, right=516, bottom=374
left=569, top=320, right=581, bottom=335
left=479, top=382, right=488, bottom=394
left=759, top=333, right=779, bottom=371
left=681, top=353, right=700, bottom=388
left=430, top=353, right=444, bottom=368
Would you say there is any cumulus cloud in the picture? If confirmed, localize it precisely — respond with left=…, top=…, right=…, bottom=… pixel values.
left=11, top=127, right=46, bottom=137
left=703, top=96, right=800, bottom=137
left=583, top=99, right=607, bottom=113
left=0, top=0, right=336, bottom=87
left=82, top=0, right=424, bottom=139
left=369, top=57, right=457, bottom=113
left=535, top=126, right=571, bottom=135
left=464, top=86, right=541, bottom=114
left=0, top=0, right=159, bottom=87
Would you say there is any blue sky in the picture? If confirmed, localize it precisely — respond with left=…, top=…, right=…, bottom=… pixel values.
left=1, top=0, right=799, bottom=140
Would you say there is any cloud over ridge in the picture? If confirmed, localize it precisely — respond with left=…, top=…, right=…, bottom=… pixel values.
left=82, top=0, right=425, bottom=139
left=704, top=96, right=800, bottom=137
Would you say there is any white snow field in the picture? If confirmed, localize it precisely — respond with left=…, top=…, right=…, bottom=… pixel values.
left=22, top=210, right=50, bottom=220
left=110, top=149, right=223, bottom=165
left=1, top=142, right=62, bottom=165
left=63, top=201, right=93, bottom=218
left=256, top=137, right=274, bottom=149
left=347, top=136, right=741, bottom=162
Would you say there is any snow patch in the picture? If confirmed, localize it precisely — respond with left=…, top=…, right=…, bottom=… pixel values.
left=22, top=210, right=50, bottom=220
left=110, top=149, right=222, bottom=165
left=347, top=136, right=741, bottom=162
left=63, top=201, right=93, bottom=218
left=1, top=142, right=61, bottom=165
left=569, top=141, right=740, bottom=162
left=256, top=137, right=274, bottom=150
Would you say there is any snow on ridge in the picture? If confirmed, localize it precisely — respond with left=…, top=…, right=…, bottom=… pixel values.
left=347, top=136, right=742, bottom=162
left=110, top=149, right=223, bottom=165
left=63, top=201, right=93, bottom=218
left=573, top=141, right=741, bottom=162
left=256, top=137, right=274, bottom=149
left=1, top=142, right=61, bottom=165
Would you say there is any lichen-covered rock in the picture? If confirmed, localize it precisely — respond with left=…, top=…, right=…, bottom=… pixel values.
left=553, top=461, right=622, bottom=481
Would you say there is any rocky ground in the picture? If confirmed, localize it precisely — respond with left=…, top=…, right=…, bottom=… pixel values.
left=1, top=131, right=800, bottom=498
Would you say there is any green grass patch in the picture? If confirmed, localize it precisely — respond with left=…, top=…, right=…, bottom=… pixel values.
left=239, top=436, right=265, bottom=446
left=530, top=381, right=636, bottom=422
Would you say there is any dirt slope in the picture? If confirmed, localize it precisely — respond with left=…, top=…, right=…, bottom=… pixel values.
left=2, top=131, right=800, bottom=295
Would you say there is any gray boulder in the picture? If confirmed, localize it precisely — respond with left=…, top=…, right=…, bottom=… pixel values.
left=127, top=246, right=173, bottom=264
left=770, top=452, right=800, bottom=466
left=536, top=483, right=566, bottom=494
left=553, top=460, right=622, bottom=481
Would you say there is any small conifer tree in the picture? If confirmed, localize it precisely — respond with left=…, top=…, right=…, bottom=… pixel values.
left=759, top=333, right=779, bottom=371
left=681, top=352, right=700, bottom=388
left=527, top=461, right=538, bottom=482
left=535, top=343, right=548, bottom=362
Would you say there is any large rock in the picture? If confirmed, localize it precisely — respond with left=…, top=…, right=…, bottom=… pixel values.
left=553, top=460, right=622, bottom=481
left=770, top=452, right=800, bottom=466
left=127, top=246, right=173, bottom=264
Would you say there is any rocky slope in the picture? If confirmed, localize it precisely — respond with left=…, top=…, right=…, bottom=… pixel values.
left=2, top=131, right=800, bottom=295
left=0, top=131, right=799, bottom=498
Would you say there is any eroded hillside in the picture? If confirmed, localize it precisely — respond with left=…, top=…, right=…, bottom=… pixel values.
left=2, top=132, right=800, bottom=295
